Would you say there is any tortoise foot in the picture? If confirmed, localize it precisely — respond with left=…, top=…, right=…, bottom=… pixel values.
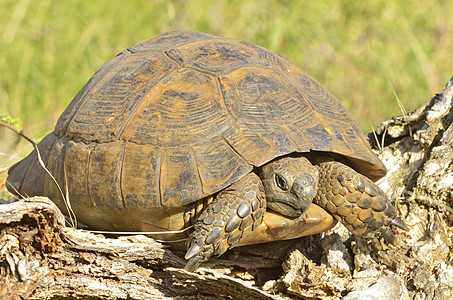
left=184, top=173, right=266, bottom=271
left=314, top=161, right=408, bottom=244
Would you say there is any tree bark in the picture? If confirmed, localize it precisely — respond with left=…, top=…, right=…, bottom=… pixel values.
left=1, top=77, right=452, bottom=299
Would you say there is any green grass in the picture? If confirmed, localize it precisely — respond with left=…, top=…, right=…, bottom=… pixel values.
left=1, top=0, right=453, bottom=196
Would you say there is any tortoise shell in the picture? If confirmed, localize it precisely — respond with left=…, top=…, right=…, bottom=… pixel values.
left=7, top=31, right=385, bottom=230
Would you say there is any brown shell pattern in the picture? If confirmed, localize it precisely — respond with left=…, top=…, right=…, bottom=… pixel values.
left=48, top=31, right=385, bottom=210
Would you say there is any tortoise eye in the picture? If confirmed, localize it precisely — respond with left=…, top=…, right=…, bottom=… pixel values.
left=275, top=174, right=288, bottom=191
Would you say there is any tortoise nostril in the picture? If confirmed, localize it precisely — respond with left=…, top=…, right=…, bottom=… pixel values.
left=292, top=178, right=316, bottom=201
left=291, top=181, right=305, bottom=195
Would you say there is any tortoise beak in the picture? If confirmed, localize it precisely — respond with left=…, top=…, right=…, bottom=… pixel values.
left=290, top=179, right=317, bottom=214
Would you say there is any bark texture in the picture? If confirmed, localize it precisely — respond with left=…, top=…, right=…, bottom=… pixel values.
left=1, top=77, right=453, bottom=299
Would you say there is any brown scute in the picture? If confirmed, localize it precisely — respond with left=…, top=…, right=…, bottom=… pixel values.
left=6, top=133, right=56, bottom=197
left=121, top=142, right=161, bottom=209
left=192, top=136, right=252, bottom=195
left=128, top=30, right=223, bottom=53
left=219, top=67, right=314, bottom=124
left=168, top=39, right=274, bottom=75
left=221, top=125, right=276, bottom=166
left=55, top=51, right=131, bottom=137
left=43, top=137, right=68, bottom=210
left=159, top=147, right=204, bottom=207
left=65, top=51, right=177, bottom=143
left=63, top=140, right=103, bottom=225
left=345, top=156, right=386, bottom=181
left=277, top=57, right=386, bottom=178
left=88, top=141, right=125, bottom=212
left=120, top=68, right=229, bottom=147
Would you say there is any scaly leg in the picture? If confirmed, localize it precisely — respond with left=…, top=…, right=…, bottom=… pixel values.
left=314, top=161, right=408, bottom=244
left=185, top=173, right=266, bottom=271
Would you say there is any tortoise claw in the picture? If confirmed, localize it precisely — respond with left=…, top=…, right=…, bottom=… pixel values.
left=185, top=255, right=204, bottom=272
left=391, top=217, right=409, bottom=231
left=185, top=244, right=203, bottom=261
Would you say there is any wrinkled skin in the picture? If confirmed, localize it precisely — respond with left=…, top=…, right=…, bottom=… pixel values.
left=259, top=156, right=319, bottom=217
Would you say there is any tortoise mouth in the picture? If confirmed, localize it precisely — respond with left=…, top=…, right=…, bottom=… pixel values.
left=269, top=201, right=306, bottom=218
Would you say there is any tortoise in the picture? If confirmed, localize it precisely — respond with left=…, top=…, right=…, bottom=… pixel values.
left=7, top=31, right=407, bottom=271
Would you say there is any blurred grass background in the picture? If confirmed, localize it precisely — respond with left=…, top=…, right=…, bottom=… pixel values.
left=1, top=0, right=453, bottom=195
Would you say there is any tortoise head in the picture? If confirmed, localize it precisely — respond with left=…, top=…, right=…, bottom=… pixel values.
left=259, top=156, right=319, bottom=217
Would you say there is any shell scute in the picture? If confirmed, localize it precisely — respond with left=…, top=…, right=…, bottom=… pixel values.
left=65, top=52, right=177, bottom=143
left=168, top=39, right=273, bottom=75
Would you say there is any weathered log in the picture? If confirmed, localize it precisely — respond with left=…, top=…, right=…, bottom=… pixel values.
left=0, top=198, right=283, bottom=299
left=1, top=77, right=452, bottom=299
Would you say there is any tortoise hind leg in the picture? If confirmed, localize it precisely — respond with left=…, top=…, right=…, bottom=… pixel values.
left=184, top=173, right=266, bottom=271
left=314, top=161, right=408, bottom=244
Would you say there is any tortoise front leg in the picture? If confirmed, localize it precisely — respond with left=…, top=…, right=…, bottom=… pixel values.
left=184, top=173, right=266, bottom=271
left=314, top=161, right=408, bottom=244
